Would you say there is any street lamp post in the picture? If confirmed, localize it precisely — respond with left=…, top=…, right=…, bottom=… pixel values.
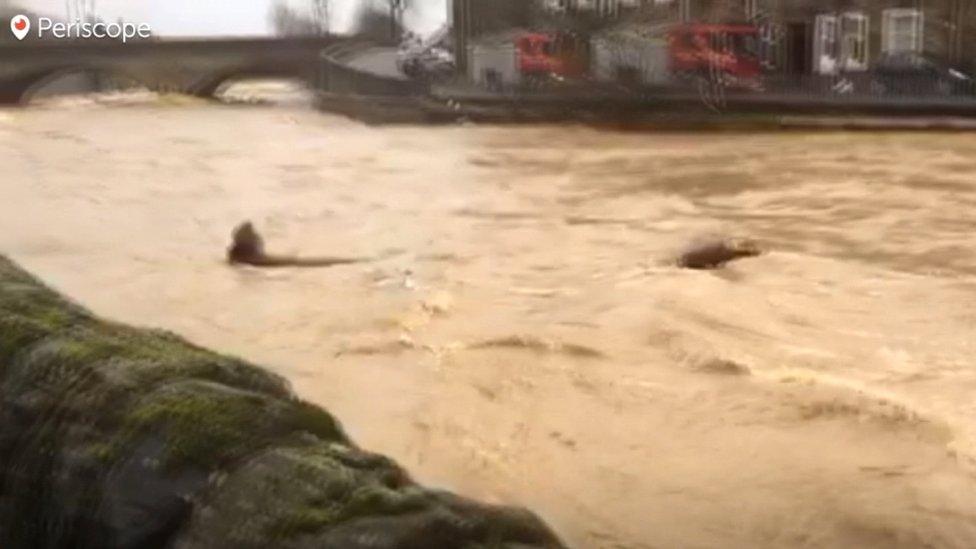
left=452, top=0, right=470, bottom=77
left=390, top=0, right=405, bottom=40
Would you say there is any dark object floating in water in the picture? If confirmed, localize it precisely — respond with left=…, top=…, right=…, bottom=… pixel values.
left=227, top=220, right=366, bottom=268
left=678, top=237, right=762, bottom=270
left=694, top=358, right=752, bottom=376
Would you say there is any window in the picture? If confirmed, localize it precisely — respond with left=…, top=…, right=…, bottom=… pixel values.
left=730, top=33, right=759, bottom=59
left=882, top=8, right=923, bottom=54
left=813, top=14, right=839, bottom=75
left=840, top=12, right=869, bottom=71
left=744, top=0, right=760, bottom=21
left=757, top=22, right=784, bottom=70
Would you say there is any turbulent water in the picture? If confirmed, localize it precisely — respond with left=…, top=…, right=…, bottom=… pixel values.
left=3, top=84, right=976, bottom=548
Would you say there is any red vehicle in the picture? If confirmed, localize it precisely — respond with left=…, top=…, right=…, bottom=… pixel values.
left=668, top=23, right=762, bottom=86
left=516, top=32, right=589, bottom=80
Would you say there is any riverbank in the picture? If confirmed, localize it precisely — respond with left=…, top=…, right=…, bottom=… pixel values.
left=0, top=254, right=563, bottom=548
left=317, top=43, right=976, bottom=129
left=316, top=90, right=976, bottom=130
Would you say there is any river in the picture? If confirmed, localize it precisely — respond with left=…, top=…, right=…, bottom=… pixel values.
left=2, top=84, right=976, bottom=548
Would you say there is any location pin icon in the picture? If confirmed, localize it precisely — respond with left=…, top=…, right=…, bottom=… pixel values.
left=10, top=15, right=30, bottom=41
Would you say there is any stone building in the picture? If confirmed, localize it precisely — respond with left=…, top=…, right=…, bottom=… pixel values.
left=451, top=0, right=974, bottom=76
left=450, top=0, right=534, bottom=73
left=655, top=0, right=974, bottom=73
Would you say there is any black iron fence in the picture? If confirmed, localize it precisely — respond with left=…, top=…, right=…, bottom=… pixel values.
left=757, top=73, right=976, bottom=101
left=660, top=70, right=976, bottom=115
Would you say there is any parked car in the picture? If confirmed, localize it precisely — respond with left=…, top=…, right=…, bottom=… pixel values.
left=396, top=28, right=456, bottom=82
left=396, top=34, right=425, bottom=77
left=871, top=52, right=973, bottom=96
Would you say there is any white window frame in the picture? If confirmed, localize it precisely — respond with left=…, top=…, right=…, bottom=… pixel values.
left=882, top=8, right=924, bottom=54
left=840, top=12, right=869, bottom=71
left=575, top=0, right=598, bottom=11
left=744, top=0, right=760, bottom=21
left=543, top=0, right=569, bottom=12
left=813, top=14, right=839, bottom=75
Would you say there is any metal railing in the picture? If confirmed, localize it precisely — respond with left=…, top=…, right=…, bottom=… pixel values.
left=317, top=47, right=429, bottom=97
left=756, top=72, right=976, bottom=101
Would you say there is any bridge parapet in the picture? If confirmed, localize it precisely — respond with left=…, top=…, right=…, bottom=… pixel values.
left=0, top=37, right=348, bottom=104
left=316, top=45, right=428, bottom=98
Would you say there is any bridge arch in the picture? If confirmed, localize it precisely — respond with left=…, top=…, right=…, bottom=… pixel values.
left=0, top=37, right=355, bottom=105
left=184, top=66, right=319, bottom=98
left=17, top=66, right=150, bottom=104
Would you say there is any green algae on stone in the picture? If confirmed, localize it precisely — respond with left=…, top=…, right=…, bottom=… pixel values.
left=177, top=444, right=558, bottom=548
left=110, top=381, right=349, bottom=470
left=0, top=254, right=565, bottom=549
left=123, top=381, right=272, bottom=469
left=0, top=256, right=290, bottom=399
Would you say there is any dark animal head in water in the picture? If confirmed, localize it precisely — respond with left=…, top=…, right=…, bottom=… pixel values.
left=226, top=221, right=366, bottom=268
left=228, top=221, right=265, bottom=263
left=678, top=237, right=762, bottom=270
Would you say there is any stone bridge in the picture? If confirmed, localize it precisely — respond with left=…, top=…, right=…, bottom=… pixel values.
left=0, top=37, right=355, bottom=104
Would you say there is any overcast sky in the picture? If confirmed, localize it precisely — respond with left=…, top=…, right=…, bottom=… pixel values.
left=12, top=0, right=448, bottom=36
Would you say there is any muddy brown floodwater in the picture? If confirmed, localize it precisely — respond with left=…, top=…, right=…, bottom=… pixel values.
left=3, top=86, right=976, bottom=548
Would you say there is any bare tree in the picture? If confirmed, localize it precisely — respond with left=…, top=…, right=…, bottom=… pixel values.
left=385, top=0, right=409, bottom=40
left=312, top=0, right=330, bottom=33
left=355, top=4, right=405, bottom=43
left=268, top=0, right=329, bottom=36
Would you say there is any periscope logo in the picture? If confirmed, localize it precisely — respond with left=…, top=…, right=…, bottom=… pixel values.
left=7, top=15, right=152, bottom=42
left=10, top=15, right=30, bottom=40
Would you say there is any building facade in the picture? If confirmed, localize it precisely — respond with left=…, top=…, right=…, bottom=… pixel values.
left=452, top=0, right=974, bottom=80
left=671, top=0, right=974, bottom=74
left=451, top=0, right=535, bottom=73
